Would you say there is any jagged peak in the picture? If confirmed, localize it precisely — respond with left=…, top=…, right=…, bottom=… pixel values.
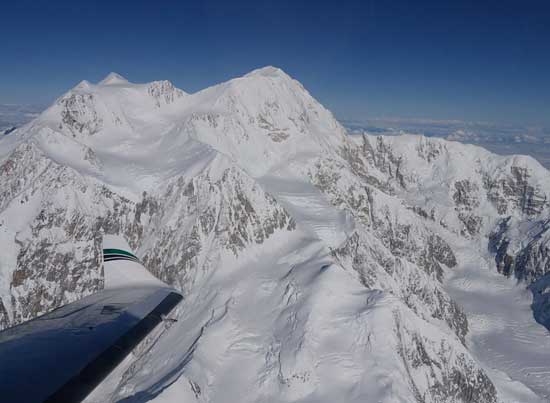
left=147, top=80, right=186, bottom=106
left=98, top=72, right=129, bottom=86
left=148, top=79, right=185, bottom=93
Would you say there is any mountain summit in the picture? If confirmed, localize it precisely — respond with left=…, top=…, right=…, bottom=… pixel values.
left=98, top=72, right=129, bottom=85
left=244, top=65, right=291, bottom=78
left=1, top=67, right=550, bottom=402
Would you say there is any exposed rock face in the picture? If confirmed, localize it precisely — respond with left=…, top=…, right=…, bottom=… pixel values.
left=393, top=308, right=497, bottom=403
left=362, top=135, right=406, bottom=189
left=489, top=218, right=550, bottom=281
left=332, top=231, right=468, bottom=344
left=453, top=180, right=480, bottom=210
left=58, top=92, right=103, bottom=136
left=484, top=166, right=548, bottom=216
left=12, top=235, right=102, bottom=324
left=489, top=216, right=550, bottom=332
left=139, top=165, right=295, bottom=291
left=147, top=80, right=186, bottom=107
left=310, top=157, right=374, bottom=226
left=489, top=218, right=516, bottom=277
left=453, top=180, right=483, bottom=237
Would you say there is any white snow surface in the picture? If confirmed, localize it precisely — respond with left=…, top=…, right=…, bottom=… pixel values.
left=0, top=68, right=549, bottom=403
left=446, top=241, right=550, bottom=402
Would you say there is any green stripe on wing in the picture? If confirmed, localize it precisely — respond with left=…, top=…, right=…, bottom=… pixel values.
left=103, top=248, right=139, bottom=261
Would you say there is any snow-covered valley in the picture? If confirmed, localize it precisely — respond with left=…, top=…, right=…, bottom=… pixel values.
left=1, top=67, right=549, bottom=402
left=446, top=242, right=550, bottom=402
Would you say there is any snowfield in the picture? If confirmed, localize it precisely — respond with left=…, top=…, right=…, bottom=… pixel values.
left=0, top=67, right=549, bottom=402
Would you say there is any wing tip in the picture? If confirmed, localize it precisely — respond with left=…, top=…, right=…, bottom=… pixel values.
left=102, top=234, right=172, bottom=290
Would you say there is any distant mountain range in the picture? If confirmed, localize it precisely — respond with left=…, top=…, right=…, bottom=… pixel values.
left=342, top=117, right=550, bottom=169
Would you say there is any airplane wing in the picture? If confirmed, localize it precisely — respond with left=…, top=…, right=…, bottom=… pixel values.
left=0, top=235, right=182, bottom=403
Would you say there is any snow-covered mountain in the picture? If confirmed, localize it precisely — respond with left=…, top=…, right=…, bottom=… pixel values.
left=1, top=67, right=550, bottom=402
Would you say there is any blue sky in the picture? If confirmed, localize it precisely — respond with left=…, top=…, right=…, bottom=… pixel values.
left=2, top=0, right=549, bottom=125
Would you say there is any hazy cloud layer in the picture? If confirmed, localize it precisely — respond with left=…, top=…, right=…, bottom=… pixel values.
left=0, top=104, right=43, bottom=131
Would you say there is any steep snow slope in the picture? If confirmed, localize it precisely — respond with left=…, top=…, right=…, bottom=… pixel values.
left=0, top=68, right=549, bottom=403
